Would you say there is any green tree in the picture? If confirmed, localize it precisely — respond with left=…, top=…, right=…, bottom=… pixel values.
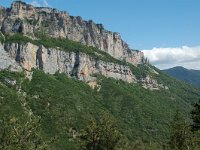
left=191, top=99, right=200, bottom=148
left=78, top=119, right=101, bottom=150
left=77, top=112, right=121, bottom=150
left=168, top=111, right=194, bottom=150
left=0, top=116, right=52, bottom=150
left=191, top=99, right=200, bottom=131
left=132, top=138, right=146, bottom=150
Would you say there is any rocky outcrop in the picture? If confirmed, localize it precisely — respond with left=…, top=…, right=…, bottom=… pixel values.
left=0, top=1, right=144, bottom=66
left=0, top=2, right=167, bottom=90
left=0, top=43, right=22, bottom=71
left=141, top=75, right=168, bottom=91
left=1, top=42, right=136, bottom=84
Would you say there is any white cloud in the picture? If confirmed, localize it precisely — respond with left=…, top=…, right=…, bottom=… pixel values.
left=30, top=0, right=51, bottom=7
left=30, top=1, right=41, bottom=7
left=142, top=46, right=200, bottom=70
left=43, top=0, right=50, bottom=7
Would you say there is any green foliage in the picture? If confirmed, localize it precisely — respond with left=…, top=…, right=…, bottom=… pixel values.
left=115, top=137, right=164, bottom=150
left=129, top=64, right=151, bottom=79
left=0, top=66, right=199, bottom=149
left=191, top=99, right=200, bottom=131
left=168, top=111, right=195, bottom=150
left=0, top=116, right=52, bottom=150
left=20, top=70, right=105, bottom=148
left=0, top=70, right=25, bottom=89
left=76, top=112, right=121, bottom=150
left=191, top=99, right=200, bottom=148
left=0, top=71, right=26, bottom=121
left=0, top=20, right=199, bottom=149
left=97, top=75, right=200, bottom=143
left=0, top=70, right=53, bottom=150
left=3, top=33, right=126, bottom=66
left=2, top=33, right=160, bottom=82
left=4, top=33, right=37, bottom=45
left=163, top=66, right=200, bottom=88
left=152, top=67, right=200, bottom=112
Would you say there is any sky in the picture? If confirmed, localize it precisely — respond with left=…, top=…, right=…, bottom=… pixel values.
left=0, top=0, right=200, bottom=69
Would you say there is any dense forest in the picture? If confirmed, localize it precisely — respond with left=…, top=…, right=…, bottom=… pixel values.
left=0, top=67, right=200, bottom=149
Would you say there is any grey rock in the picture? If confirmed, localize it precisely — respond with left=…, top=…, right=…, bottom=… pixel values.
left=4, top=78, right=16, bottom=86
left=0, top=43, right=22, bottom=71
left=1, top=1, right=144, bottom=66
left=141, top=75, right=167, bottom=90
left=2, top=42, right=136, bottom=86
left=0, top=2, right=166, bottom=90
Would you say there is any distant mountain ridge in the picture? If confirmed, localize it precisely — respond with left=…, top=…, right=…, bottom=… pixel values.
left=163, top=66, right=200, bottom=88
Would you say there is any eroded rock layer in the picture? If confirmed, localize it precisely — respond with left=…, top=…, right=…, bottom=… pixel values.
left=1, top=42, right=136, bottom=84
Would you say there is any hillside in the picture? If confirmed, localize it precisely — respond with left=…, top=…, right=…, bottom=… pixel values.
left=0, top=1, right=200, bottom=150
left=1, top=68, right=200, bottom=149
left=163, top=66, right=200, bottom=88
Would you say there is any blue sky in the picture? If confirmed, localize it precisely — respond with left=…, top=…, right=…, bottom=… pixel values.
left=1, top=0, right=200, bottom=69
left=1, top=0, right=200, bottom=50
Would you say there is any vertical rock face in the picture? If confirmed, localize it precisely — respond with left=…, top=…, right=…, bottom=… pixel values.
left=0, top=6, right=6, bottom=29
left=2, top=42, right=136, bottom=83
left=0, top=1, right=144, bottom=66
left=0, top=43, right=21, bottom=71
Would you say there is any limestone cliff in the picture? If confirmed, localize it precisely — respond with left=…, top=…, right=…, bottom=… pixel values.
left=0, top=1, right=144, bottom=66
left=0, top=1, right=166, bottom=90
left=1, top=42, right=136, bottom=85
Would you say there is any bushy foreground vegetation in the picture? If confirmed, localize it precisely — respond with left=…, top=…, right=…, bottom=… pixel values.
left=0, top=69, right=200, bottom=149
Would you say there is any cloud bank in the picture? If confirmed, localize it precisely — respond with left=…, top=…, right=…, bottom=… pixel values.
left=142, top=46, right=200, bottom=70
left=30, top=0, right=50, bottom=7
